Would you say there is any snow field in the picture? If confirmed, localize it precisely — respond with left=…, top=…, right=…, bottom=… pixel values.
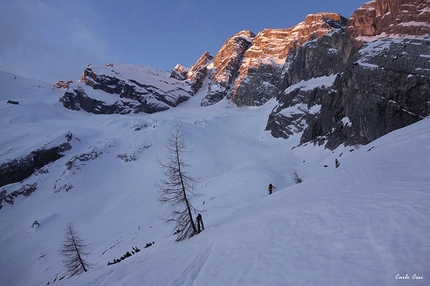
left=0, top=72, right=429, bottom=285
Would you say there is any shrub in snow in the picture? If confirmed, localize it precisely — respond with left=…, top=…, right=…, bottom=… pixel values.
left=107, top=247, right=141, bottom=266
left=144, top=242, right=154, bottom=248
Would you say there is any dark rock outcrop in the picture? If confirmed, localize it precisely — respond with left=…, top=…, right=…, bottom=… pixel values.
left=281, top=29, right=359, bottom=87
left=0, top=140, right=72, bottom=188
left=320, top=38, right=430, bottom=149
left=232, top=64, right=282, bottom=106
left=61, top=64, right=193, bottom=114
left=266, top=84, right=333, bottom=139
left=266, top=29, right=360, bottom=141
left=61, top=86, right=170, bottom=114
left=0, top=183, right=37, bottom=209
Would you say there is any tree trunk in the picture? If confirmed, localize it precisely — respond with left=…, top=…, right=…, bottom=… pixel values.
left=176, top=147, right=197, bottom=234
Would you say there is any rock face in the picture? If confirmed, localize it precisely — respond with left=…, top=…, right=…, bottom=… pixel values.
left=0, top=135, right=72, bottom=188
left=266, top=29, right=359, bottom=140
left=266, top=0, right=430, bottom=149
left=61, top=64, right=193, bottom=114
left=200, top=14, right=348, bottom=107
left=170, top=64, right=189, bottom=80
left=201, top=30, right=255, bottom=106
left=347, top=0, right=430, bottom=38
left=185, top=51, right=214, bottom=94
left=320, top=37, right=430, bottom=149
left=230, top=13, right=348, bottom=107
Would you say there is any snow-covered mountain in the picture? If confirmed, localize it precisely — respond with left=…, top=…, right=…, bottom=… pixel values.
left=1, top=0, right=430, bottom=285
left=58, top=0, right=430, bottom=150
left=1, top=69, right=429, bottom=286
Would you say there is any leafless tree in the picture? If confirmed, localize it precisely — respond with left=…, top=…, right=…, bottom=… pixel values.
left=292, top=169, right=303, bottom=184
left=155, top=125, right=201, bottom=241
left=59, top=223, right=93, bottom=278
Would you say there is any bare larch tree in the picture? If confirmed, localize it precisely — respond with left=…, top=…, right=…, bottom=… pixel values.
left=155, top=125, right=201, bottom=241
left=59, top=223, right=93, bottom=278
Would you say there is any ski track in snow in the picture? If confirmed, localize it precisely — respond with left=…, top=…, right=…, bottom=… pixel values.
left=170, top=243, right=214, bottom=286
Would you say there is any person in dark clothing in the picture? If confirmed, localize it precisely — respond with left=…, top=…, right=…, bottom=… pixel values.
left=268, top=183, right=275, bottom=195
left=196, top=214, right=204, bottom=233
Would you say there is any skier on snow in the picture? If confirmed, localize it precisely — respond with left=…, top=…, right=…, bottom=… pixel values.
left=268, top=183, right=275, bottom=195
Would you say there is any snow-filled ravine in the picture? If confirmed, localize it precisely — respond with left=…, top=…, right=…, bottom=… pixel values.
left=0, top=71, right=429, bottom=286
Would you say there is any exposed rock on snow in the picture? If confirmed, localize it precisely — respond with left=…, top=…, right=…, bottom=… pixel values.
left=61, top=64, right=193, bottom=114
left=0, top=140, right=72, bottom=188
left=54, top=80, right=73, bottom=89
left=266, top=75, right=338, bottom=140
left=170, top=64, right=189, bottom=81
left=0, top=183, right=37, bottom=209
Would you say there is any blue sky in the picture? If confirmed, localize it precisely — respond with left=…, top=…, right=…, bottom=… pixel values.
left=0, top=0, right=367, bottom=82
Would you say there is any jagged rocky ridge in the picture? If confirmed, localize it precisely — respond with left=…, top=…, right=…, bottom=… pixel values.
left=59, top=0, right=430, bottom=150
left=61, top=64, right=193, bottom=114
left=201, top=13, right=348, bottom=107
left=201, top=30, right=255, bottom=106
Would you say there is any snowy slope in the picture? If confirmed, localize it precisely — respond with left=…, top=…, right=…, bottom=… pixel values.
left=0, top=71, right=429, bottom=286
